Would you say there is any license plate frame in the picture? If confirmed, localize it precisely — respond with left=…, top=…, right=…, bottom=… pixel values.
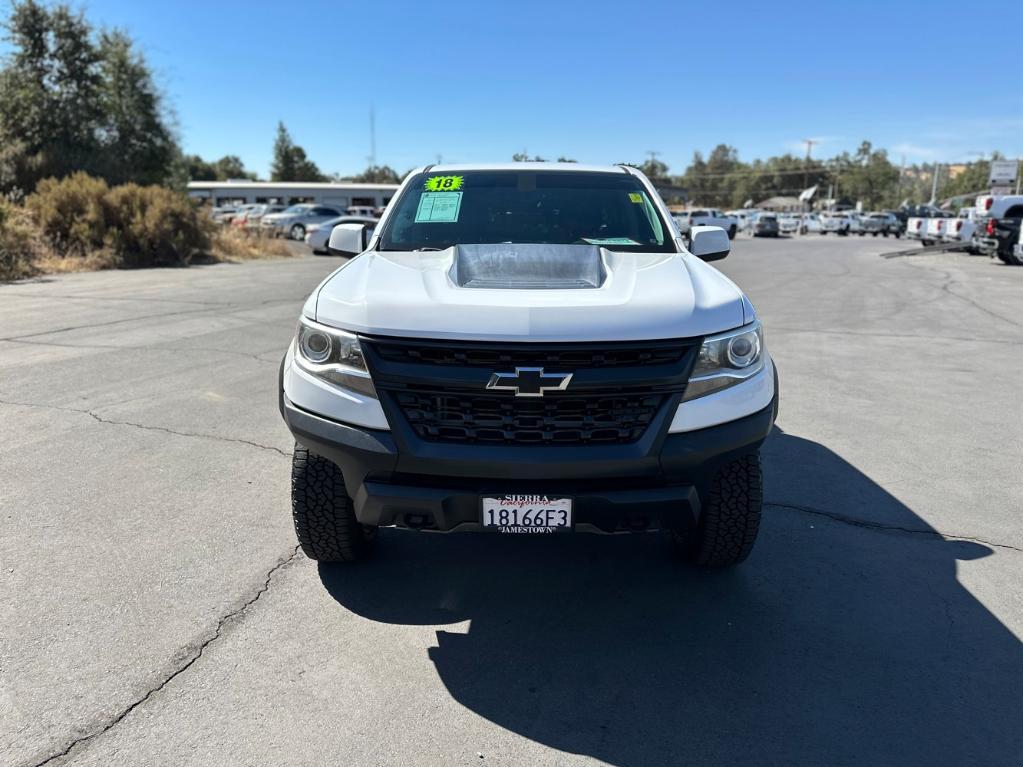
left=480, top=495, right=573, bottom=533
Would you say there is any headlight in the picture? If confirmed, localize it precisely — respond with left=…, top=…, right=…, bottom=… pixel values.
left=294, top=318, right=376, bottom=398
left=683, top=321, right=765, bottom=401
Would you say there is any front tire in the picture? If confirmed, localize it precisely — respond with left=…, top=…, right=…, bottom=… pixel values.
left=291, top=444, right=376, bottom=562
left=727, top=225, right=737, bottom=240
left=676, top=452, right=763, bottom=567
left=289, top=223, right=306, bottom=240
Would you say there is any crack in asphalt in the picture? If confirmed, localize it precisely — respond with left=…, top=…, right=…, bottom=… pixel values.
left=904, top=259, right=1023, bottom=330
left=26, top=546, right=302, bottom=767
left=766, top=501, right=1023, bottom=553
left=0, top=399, right=291, bottom=457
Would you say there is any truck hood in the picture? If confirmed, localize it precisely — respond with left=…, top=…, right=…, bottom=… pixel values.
left=313, top=246, right=747, bottom=342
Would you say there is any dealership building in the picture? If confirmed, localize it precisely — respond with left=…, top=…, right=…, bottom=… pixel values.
left=186, top=181, right=400, bottom=209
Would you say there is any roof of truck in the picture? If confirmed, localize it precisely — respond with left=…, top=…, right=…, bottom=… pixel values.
left=411, top=162, right=631, bottom=174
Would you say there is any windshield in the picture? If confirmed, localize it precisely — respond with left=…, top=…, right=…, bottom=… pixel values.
left=283, top=205, right=311, bottom=214
left=378, top=170, right=674, bottom=252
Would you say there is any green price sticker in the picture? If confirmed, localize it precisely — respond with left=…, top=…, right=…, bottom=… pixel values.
left=425, top=175, right=464, bottom=191
left=628, top=192, right=644, bottom=204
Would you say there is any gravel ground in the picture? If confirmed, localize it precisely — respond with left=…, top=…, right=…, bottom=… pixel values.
left=2, top=236, right=1021, bottom=766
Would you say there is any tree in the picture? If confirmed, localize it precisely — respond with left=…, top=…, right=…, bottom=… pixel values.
left=270, top=121, right=324, bottom=182
left=343, top=165, right=401, bottom=184
left=95, top=29, right=175, bottom=186
left=213, top=155, right=254, bottom=180
left=0, top=0, right=178, bottom=192
left=839, top=141, right=899, bottom=209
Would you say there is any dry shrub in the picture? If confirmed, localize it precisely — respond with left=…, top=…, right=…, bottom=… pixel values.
left=24, top=173, right=209, bottom=268
left=0, top=199, right=43, bottom=280
left=25, top=172, right=109, bottom=256
left=211, top=227, right=294, bottom=261
left=104, top=184, right=210, bottom=267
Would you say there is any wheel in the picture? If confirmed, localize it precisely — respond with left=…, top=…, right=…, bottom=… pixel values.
left=291, top=444, right=376, bottom=562
left=727, top=225, right=736, bottom=240
left=872, top=232, right=879, bottom=237
left=289, top=223, right=306, bottom=240
left=1000, top=249, right=1023, bottom=266
left=820, top=231, right=827, bottom=235
left=675, top=452, right=763, bottom=567
left=858, top=232, right=865, bottom=236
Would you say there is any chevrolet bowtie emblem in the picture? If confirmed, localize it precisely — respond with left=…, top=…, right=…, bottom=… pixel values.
left=486, top=367, right=573, bottom=398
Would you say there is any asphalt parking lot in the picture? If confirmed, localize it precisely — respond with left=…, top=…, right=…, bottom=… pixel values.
left=2, top=235, right=1022, bottom=766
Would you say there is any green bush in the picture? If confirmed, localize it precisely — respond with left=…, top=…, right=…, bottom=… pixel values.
left=24, top=172, right=209, bottom=267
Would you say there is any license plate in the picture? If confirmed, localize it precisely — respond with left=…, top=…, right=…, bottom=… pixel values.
left=481, top=495, right=572, bottom=533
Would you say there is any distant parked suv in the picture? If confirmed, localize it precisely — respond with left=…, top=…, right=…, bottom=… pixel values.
left=279, top=163, right=777, bottom=567
left=262, top=204, right=344, bottom=240
left=674, top=209, right=739, bottom=239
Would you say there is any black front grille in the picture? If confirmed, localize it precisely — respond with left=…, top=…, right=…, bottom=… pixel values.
left=393, top=388, right=666, bottom=445
left=372, top=339, right=686, bottom=368
left=364, top=336, right=695, bottom=447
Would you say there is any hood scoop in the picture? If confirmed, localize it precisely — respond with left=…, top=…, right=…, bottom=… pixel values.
left=450, top=244, right=606, bottom=289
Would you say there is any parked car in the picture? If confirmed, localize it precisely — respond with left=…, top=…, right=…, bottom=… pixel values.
left=279, top=162, right=777, bottom=567
left=903, top=205, right=949, bottom=245
left=232, top=203, right=286, bottom=229
left=346, top=205, right=378, bottom=217
left=752, top=213, right=780, bottom=237
left=674, top=209, right=739, bottom=239
left=219, top=204, right=258, bottom=225
left=305, top=215, right=380, bottom=254
left=262, top=204, right=344, bottom=240
left=847, top=213, right=868, bottom=236
left=819, top=212, right=851, bottom=235
left=924, top=216, right=952, bottom=244
left=880, top=211, right=905, bottom=238
left=725, top=209, right=758, bottom=233
left=210, top=205, right=239, bottom=223
left=943, top=207, right=978, bottom=251
left=973, top=195, right=1023, bottom=265
left=862, top=213, right=889, bottom=236
left=776, top=213, right=801, bottom=234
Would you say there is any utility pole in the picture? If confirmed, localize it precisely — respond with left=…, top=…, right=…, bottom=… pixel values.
left=930, top=163, right=941, bottom=205
left=802, top=139, right=818, bottom=212
left=802, top=139, right=818, bottom=189
left=896, top=154, right=906, bottom=206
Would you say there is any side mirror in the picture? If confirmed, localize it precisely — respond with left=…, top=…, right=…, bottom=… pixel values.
left=688, top=225, right=730, bottom=262
left=327, top=223, right=373, bottom=257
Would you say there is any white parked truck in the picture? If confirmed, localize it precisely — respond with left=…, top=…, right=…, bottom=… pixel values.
left=944, top=208, right=978, bottom=251
left=674, top=208, right=739, bottom=239
left=279, top=163, right=777, bottom=567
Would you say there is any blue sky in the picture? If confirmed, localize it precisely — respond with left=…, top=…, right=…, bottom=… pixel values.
left=9, top=0, right=1022, bottom=177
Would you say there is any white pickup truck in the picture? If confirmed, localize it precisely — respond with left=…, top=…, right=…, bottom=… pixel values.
left=819, top=212, right=852, bottom=234
left=943, top=207, right=978, bottom=251
left=674, top=208, right=739, bottom=239
left=279, top=163, right=777, bottom=567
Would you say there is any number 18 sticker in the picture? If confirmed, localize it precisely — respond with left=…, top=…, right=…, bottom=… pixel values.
left=425, top=175, right=464, bottom=191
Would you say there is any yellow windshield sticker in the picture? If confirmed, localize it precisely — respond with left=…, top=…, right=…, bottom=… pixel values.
left=628, top=192, right=644, bottom=203
left=415, top=192, right=462, bottom=223
left=424, top=175, right=464, bottom=191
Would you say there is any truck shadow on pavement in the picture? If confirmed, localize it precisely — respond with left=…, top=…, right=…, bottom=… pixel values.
left=318, top=428, right=1022, bottom=766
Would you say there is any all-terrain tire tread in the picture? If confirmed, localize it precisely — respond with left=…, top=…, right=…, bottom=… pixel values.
left=692, top=453, right=763, bottom=567
left=291, top=443, right=373, bottom=562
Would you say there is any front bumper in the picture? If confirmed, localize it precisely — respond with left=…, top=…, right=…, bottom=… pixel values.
left=279, top=384, right=777, bottom=534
